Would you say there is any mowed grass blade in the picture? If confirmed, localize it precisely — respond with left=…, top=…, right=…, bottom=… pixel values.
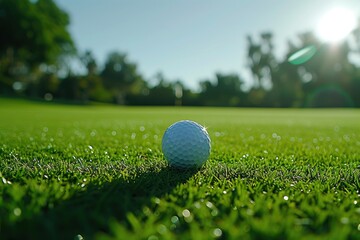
left=0, top=98, right=359, bottom=239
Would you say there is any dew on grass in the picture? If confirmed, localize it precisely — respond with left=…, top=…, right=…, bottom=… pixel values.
left=2, top=177, right=11, bottom=184
left=343, top=135, right=350, bottom=142
left=272, top=133, right=277, bottom=138
left=246, top=209, right=254, bottom=216
left=157, top=224, right=167, bottom=235
left=211, top=209, right=219, bottom=216
left=182, top=209, right=191, bottom=218
left=194, top=202, right=201, bottom=209
left=171, top=216, right=179, bottom=224
left=74, top=234, right=84, bottom=240
left=13, top=208, right=21, bottom=216
left=206, top=201, right=214, bottom=209
left=212, top=228, right=223, bottom=237
left=147, top=235, right=158, bottom=240
left=340, top=217, right=349, bottom=224
left=182, top=209, right=193, bottom=222
left=143, top=207, right=151, bottom=216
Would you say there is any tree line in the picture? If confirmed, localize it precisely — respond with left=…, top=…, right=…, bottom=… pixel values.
left=1, top=0, right=360, bottom=107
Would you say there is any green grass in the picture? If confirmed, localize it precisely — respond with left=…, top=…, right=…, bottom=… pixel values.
left=0, top=98, right=359, bottom=240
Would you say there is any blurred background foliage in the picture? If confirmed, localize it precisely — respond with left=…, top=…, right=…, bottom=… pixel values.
left=1, top=0, right=360, bottom=107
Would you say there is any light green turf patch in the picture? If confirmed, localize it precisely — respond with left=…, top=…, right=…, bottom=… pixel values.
left=0, top=98, right=359, bottom=239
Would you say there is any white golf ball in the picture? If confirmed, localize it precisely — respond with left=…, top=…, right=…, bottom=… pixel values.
left=162, top=120, right=211, bottom=169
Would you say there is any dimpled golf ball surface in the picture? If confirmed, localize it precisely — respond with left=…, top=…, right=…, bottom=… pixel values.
left=162, top=120, right=211, bottom=168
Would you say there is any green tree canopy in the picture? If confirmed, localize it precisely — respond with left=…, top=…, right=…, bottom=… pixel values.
left=0, top=0, right=75, bottom=66
left=101, top=51, right=146, bottom=104
left=199, top=73, right=245, bottom=106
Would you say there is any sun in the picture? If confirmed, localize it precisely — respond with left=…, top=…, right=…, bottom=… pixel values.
left=316, top=7, right=357, bottom=43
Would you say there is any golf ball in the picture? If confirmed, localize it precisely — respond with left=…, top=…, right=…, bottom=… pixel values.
left=162, top=120, right=211, bottom=168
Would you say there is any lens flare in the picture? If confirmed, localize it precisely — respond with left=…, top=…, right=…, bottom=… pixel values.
left=316, top=7, right=357, bottom=43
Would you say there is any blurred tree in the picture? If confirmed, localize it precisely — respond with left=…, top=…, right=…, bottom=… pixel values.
left=0, top=0, right=74, bottom=66
left=80, top=50, right=98, bottom=76
left=270, top=60, right=303, bottom=107
left=266, top=39, right=307, bottom=107
left=247, top=33, right=277, bottom=90
left=0, top=0, right=75, bottom=94
left=246, top=33, right=280, bottom=106
left=56, top=51, right=111, bottom=103
left=101, top=52, right=146, bottom=104
left=34, top=72, right=59, bottom=99
left=79, top=50, right=111, bottom=102
left=57, top=73, right=81, bottom=101
left=246, top=87, right=267, bottom=107
left=199, top=73, right=246, bottom=106
left=349, top=17, right=360, bottom=107
left=139, top=72, right=175, bottom=106
left=126, top=72, right=199, bottom=106
left=350, top=17, right=360, bottom=53
left=294, top=32, right=355, bottom=107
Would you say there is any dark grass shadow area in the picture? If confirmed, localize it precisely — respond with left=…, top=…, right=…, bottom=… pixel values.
left=5, top=166, right=198, bottom=240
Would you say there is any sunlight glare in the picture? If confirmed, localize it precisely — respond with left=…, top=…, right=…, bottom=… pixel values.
left=316, top=7, right=356, bottom=43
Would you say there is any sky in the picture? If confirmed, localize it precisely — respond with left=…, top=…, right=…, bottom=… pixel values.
left=55, top=0, right=360, bottom=90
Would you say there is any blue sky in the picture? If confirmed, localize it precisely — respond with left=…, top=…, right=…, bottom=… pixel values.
left=55, top=0, right=360, bottom=90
